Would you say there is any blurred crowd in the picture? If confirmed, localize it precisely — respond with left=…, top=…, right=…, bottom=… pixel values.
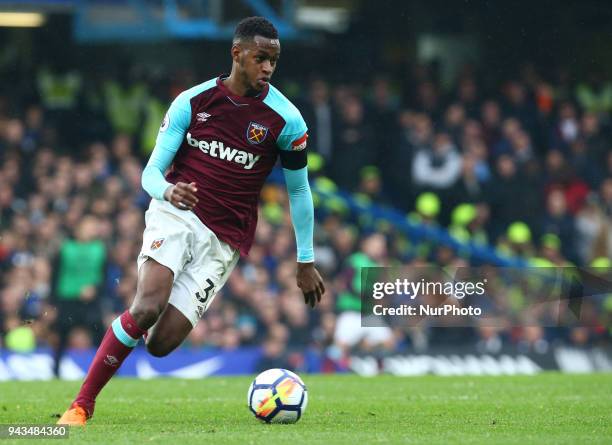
left=299, top=67, right=612, bottom=267
left=0, top=59, right=610, bottom=371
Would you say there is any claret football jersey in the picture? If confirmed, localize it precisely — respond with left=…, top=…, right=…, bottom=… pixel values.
left=157, top=76, right=308, bottom=256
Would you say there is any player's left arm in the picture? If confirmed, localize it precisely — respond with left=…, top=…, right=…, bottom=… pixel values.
left=279, top=121, right=325, bottom=307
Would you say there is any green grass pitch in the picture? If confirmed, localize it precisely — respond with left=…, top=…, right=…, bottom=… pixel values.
left=0, top=373, right=610, bottom=444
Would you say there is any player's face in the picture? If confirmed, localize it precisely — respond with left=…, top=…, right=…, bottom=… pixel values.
left=237, top=36, right=280, bottom=93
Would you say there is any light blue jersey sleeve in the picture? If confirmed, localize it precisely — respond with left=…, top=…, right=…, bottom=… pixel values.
left=277, top=113, right=307, bottom=151
left=265, top=85, right=314, bottom=262
left=141, top=78, right=216, bottom=200
left=141, top=91, right=191, bottom=200
left=283, top=166, right=314, bottom=262
left=264, top=84, right=308, bottom=151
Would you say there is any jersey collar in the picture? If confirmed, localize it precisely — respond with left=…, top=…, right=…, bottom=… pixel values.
left=216, top=75, right=269, bottom=105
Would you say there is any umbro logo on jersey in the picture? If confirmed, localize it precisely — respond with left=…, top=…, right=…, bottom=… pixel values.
left=196, top=112, right=211, bottom=122
left=196, top=306, right=205, bottom=318
left=186, top=133, right=261, bottom=170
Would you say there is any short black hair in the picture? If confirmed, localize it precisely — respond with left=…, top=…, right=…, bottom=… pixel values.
left=234, top=16, right=278, bottom=42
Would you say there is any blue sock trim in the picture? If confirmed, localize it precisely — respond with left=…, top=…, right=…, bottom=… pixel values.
left=111, top=317, right=139, bottom=347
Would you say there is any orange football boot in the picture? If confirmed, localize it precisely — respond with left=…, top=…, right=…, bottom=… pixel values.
left=56, top=404, right=88, bottom=426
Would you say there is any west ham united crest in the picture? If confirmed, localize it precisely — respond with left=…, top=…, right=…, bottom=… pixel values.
left=246, top=121, right=268, bottom=145
left=150, top=238, right=165, bottom=250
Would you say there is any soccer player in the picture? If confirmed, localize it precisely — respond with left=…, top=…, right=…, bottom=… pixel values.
left=58, top=16, right=325, bottom=425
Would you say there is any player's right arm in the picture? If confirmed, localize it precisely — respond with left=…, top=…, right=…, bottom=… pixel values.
left=141, top=91, right=198, bottom=210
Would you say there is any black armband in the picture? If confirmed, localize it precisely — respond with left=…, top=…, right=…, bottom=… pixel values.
left=279, top=149, right=307, bottom=170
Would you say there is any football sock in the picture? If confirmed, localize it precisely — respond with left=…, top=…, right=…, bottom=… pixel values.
left=73, top=310, right=147, bottom=417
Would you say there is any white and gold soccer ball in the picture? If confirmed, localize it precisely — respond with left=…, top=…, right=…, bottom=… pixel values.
left=247, top=368, right=308, bottom=423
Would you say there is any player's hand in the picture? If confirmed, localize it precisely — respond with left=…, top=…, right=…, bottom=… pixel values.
left=296, top=262, right=325, bottom=308
left=164, top=182, right=199, bottom=210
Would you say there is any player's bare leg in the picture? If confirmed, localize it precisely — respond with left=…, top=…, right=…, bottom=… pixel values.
left=57, top=259, right=173, bottom=425
left=146, top=304, right=193, bottom=357
left=130, top=259, right=174, bottom=329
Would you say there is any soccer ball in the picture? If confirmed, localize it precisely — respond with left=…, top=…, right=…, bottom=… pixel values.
left=247, top=368, right=308, bottom=423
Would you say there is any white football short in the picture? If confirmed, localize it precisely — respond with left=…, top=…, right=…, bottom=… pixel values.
left=137, top=199, right=239, bottom=327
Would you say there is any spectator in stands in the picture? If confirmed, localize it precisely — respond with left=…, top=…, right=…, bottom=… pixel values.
left=550, top=101, right=580, bottom=152
left=386, top=111, right=427, bottom=208
left=36, top=62, right=82, bottom=149
left=541, top=189, right=576, bottom=261
left=509, top=130, right=535, bottom=165
left=334, top=233, right=395, bottom=355
left=569, top=137, right=604, bottom=189
left=543, top=150, right=589, bottom=215
left=281, top=290, right=311, bottom=348
left=330, top=95, right=376, bottom=190
left=575, top=71, right=612, bottom=115
left=599, top=178, right=612, bottom=217
left=299, top=79, right=335, bottom=163
left=481, top=100, right=503, bottom=149
left=354, top=166, right=391, bottom=207
left=412, top=131, right=462, bottom=194
left=455, top=75, right=481, bottom=118
left=503, top=221, right=535, bottom=259
left=580, top=112, right=608, bottom=168
left=413, top=80, right=442, bottom=120
left=103, top=66, right=148, bottom=137
left=575, top=193, right=609, bottom=264
left=51, top=215, right=107, bottom=375
left=538, top=233, right=568, bottom=266
left=590, top=178, right=612, bottom=260
left=502, top=81, right=539, bottom=137
left=451, top=151, right=489, bottom=206
left=369, top=76, right=400, bottom=173
left=256, top=335, right=292, bottom=373
left=489, top=156, right=526, bottom=238
left=443, top=103, right=466, bottom=145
